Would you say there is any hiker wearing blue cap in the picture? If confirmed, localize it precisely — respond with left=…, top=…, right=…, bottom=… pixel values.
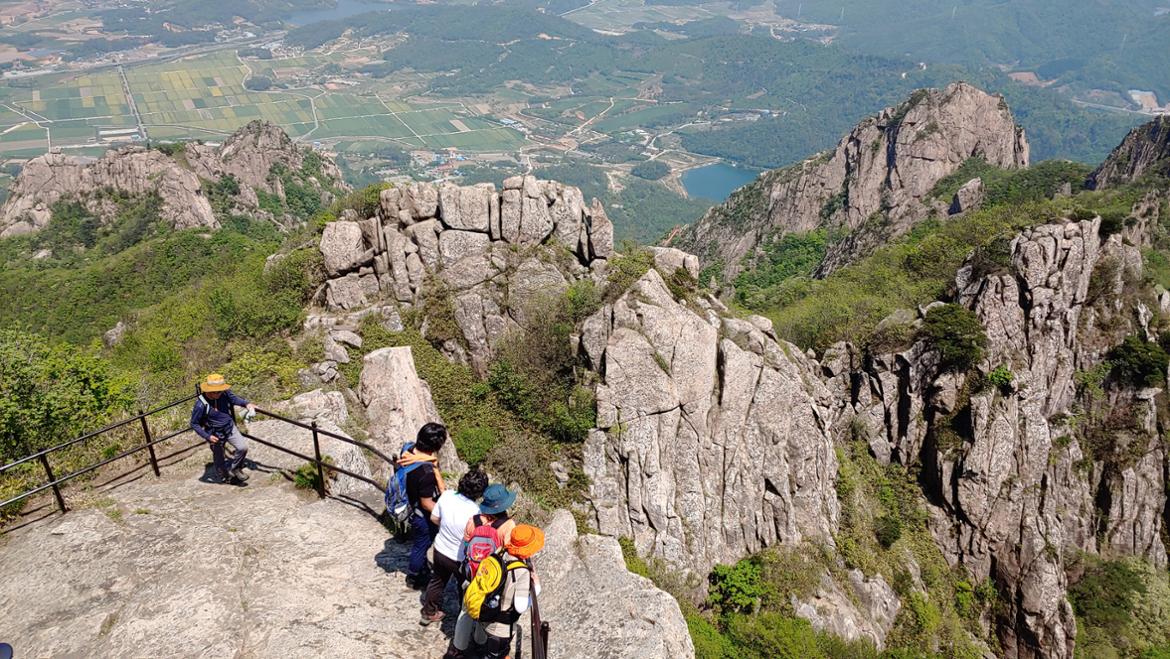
left=463, top=483, right=517, bottom=546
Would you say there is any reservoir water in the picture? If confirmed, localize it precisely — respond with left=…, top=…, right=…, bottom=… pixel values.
left=681, top=162, right=761, bottom=202
left=288, top=0, right=389, bottom=25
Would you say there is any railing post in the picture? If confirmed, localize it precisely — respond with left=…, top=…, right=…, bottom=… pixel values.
left=311, top=421, right=326, bottom=499
left=38, top=454, right=66, bottom=514
left=139, top=410, right=160, bottom=478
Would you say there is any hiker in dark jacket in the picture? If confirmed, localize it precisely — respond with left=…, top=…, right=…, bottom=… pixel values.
left=190, top=373, right=256, bottom=485
left=402, top=422, right=447, bottom=590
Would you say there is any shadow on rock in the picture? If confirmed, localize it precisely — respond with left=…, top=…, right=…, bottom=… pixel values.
left=375, top=537, right=411, bottom=575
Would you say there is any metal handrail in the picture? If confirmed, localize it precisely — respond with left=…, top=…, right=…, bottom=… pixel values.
left=531, top=587, right=550, bottom=659
left=0, top=398, right=401, bottom=516
left=251, top=407, right=397, bottom=466
left=0, top=395, right=196, bottom=475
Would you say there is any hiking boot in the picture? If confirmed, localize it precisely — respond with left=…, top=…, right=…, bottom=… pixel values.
left=419, top=610, right=444, bottom=626
left=230, top=468, right=249, bottom=482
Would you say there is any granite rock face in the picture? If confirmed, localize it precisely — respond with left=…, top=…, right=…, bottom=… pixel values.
left=793, top=570, right=901, bottom=650
left=537, top=510, right=696, bottom=659
left=1088, top=116, right=1170, bottom=189
left=320, top=177, right=617, bottom=373
left=581, top=268, right=840, bottom=569
left=672, top=82, right=1029, bottom=280
left=0, top=121, right=341, bottom=237
left=359, top=346, right=466, bottom=477
left=949, top=177, right=985, bottom=215
left=832, top=212, right=1169, bottom=658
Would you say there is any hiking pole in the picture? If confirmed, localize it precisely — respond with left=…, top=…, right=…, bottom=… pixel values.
left=515, top=625, right=523, bottom=659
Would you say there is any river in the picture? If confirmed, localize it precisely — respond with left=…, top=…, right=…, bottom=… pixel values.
left=681, top=162, right=761, bottom=202
left=287, top=0, right=390, bottom=25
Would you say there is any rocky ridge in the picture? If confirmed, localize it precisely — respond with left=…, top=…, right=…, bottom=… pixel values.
left=318, top=175, right=614, bottom=372
left=671, top=82, right=1029, bottom=281
left=1088, top=116, right=1170, bottom=189
left=823, top=204, right=1168, bottom=657
left=0, top=121, right=341, bottom=238
left=309, top=176, right=1170, bottom=656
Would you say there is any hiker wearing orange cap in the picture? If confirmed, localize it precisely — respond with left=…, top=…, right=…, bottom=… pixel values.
left=444, top=523, right=545, bottom=659
left=190, top=373, right=256, bottom=485
left=485, top=524, right=544, bottom=658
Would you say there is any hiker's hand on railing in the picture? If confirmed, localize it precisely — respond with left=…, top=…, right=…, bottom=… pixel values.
left=244, top=406, right=257, bottom=422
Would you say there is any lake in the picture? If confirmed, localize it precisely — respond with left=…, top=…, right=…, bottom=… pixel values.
left=681, top=162, right=761, bottom=202
left=288, top=0, right=390, bottom=25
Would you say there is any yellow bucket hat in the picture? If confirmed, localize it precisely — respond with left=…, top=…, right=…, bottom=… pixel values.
left=201, top=373, right=232, bottom=393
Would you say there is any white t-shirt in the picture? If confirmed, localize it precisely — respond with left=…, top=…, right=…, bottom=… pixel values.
left=431, top=490, right=481, bottom=561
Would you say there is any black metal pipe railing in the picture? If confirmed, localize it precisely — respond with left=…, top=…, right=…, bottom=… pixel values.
left=251, top=407, right=396, bottom=466
left=241, top=432, right=385, bottom=491
left=531, top=588, right=550, bottom=659
left=0, top=395, right=196, bottom=475
left=0, top=398, right=401, bottom=515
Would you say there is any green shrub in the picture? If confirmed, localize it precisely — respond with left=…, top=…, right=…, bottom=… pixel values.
left=332, top=182, right=391, bottom=220
left=733, top=230, right=830, bottom=307
left=903, top=592, right=942, bottom=637
left=1108, top=336, right=1169, bottom=388
left=221, top=349, right=302, bottom=402
left=453, top=426, right=497, bottom=466
left=725, top=613, right=820, bottom=659
left=488, top=291, right=596, bottom=442
left=866, top=315, right=917, bottom=354
left=619, top=536, right=651, bottom=578
left=263, top=248, right=325, bottom=304
left=565, top=279, right=603, bottom=321
left=708, top=558, right=766, bottom=615
left=921, top=304, right=987, bottom=371
left=875, top=512, right=902, bottom=548
left=292, top=455, right=334, bottom=491
left=0, top=330, right=133, bottom=460
left=208, top=283, right=303, bottom=340
left=1070, top=557, right=1146, bottom=638
left=350, top=321, right=518, bottom=462
left=688, top=612, right=739, bottom=659
left=762, top=201, right=1043, bottom=350
left=987, top=365, right=1014, bottom=391
left=604, top=249, right=654, bottom=301
left=1099, top=210, right=1128, bottom=237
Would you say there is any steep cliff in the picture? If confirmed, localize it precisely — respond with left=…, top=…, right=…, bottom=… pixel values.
left=827, top=206, right=1167, bottom=657
left=1088, top=116, right=1170, bottom=190
left=580, top=268, right=840, bottom=568
left=0, top=121, right=341, bottom=238
left=671, top=82, right=1029, bottom=281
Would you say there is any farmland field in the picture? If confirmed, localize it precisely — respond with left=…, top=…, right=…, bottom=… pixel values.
left=0, top=50, right=527, bottom=158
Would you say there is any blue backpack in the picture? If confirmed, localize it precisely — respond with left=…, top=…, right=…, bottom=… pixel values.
left=385, top=442, right=424, bottom=523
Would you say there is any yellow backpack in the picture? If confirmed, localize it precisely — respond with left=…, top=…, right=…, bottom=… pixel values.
left=464, top=553, right=527, bottom=623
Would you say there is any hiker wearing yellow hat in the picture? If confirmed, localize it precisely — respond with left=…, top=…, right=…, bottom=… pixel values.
left=445, top=523, right=545, bottom=659
left=190, top=374, right=257, bottom=485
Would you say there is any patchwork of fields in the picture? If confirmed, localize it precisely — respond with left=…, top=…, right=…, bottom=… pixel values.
left=0, top=50, right=526, bottom=158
